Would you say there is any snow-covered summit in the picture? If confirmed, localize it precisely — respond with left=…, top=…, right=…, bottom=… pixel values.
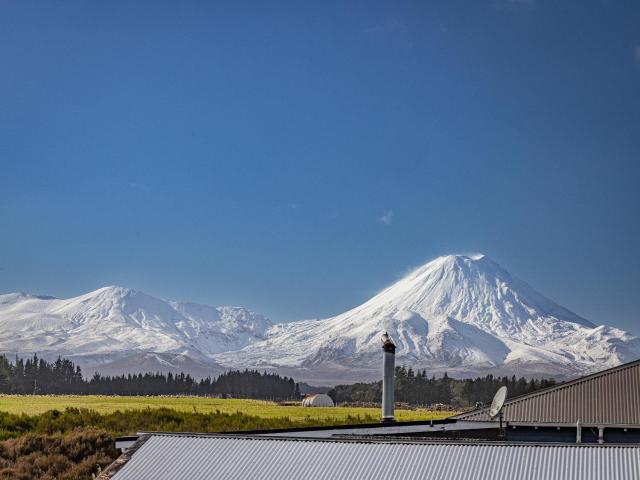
left=1, top=255, right=638, bottom=383
left=371, top=254, right=595, bottom=332
left=212, top=254, right=640, bottom=381
left=0, top=285, right=271, bottom=374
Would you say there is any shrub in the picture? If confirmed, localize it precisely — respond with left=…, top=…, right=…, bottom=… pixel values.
left=0, top=428, right=116, bottom=480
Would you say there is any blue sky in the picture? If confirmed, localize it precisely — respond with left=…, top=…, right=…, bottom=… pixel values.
left=1, top=1, right=639, bottom=333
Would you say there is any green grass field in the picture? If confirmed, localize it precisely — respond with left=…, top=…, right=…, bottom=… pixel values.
left=0, top=395, right=455, bottom=422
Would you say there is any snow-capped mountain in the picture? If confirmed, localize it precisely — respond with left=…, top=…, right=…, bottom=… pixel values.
left=0, top=286, right=271, bottom=376
left=212, top=254, right=640, bottom=382
left=1, top=254, right=638, bottom=383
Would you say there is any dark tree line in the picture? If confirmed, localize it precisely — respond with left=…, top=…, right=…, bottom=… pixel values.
left=329, top=365, right=557, bottom=407
left=0, top=355, right=299, bottom=399
left=0, top=355, right=556, bottom=405
left=0, top=354, right=83, bottom=394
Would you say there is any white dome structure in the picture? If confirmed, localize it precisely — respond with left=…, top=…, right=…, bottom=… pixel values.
left=302, top=393, right=335, bottom=407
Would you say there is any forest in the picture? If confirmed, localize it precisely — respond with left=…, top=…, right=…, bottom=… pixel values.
left=329, top=365, right=557, bottom=406
left=0, top=355, right=299, bottom=399
left=0, top=354, right=557, bottom=407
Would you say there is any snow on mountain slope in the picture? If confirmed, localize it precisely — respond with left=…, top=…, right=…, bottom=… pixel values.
left=212, top=255, right=640, bottom=381
left=0, top=286, right=270, bottom=373
left=1, top=254, right=638, bottom=382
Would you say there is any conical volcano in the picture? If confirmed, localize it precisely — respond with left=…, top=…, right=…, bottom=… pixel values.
left=213, top=255, right=640, bottom=382
left=1, top=255, right=638, bottom=382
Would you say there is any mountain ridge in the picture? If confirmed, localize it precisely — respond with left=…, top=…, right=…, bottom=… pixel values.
left=212, top=254, right=639, bottom=382
left=0, top=285, right=271, bottom=376
left=1, top=254, right=638, bottom=383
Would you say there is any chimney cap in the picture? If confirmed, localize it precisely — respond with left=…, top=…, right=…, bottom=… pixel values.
left=381, top=331, right=396, bottom=353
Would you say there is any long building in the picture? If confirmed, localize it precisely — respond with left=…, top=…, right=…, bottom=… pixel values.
left=101, top=433, right=640, bottom=480
left=453, top=359, right=640, bottom=425
left=100, top=359, right=640, bottom=479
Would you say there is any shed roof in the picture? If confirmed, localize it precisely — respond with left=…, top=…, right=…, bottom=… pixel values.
left=453, top=359, right=640, bottom=424
left=101, top=433, right=640, bottom=480
left=302, top=393, right=334, bottom=406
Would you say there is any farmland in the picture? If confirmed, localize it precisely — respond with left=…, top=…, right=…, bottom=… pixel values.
left=0, top=395, right=454, bottom=422
left=0, top=397, right=456, bottom=480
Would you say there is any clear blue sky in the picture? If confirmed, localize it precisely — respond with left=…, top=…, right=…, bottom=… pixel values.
left=1, top=1, right=639, bottom=333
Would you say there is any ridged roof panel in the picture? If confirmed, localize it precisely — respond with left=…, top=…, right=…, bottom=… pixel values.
left=107, top=435, right=640, bottom=480
left=453, top=360, right=640, bottom=423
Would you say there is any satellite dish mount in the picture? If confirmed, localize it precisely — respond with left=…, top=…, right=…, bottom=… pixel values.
left=489, top=386, right=508, bottom=439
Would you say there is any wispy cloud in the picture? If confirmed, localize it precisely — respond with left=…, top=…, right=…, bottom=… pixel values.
left=364, top=18, right=408, bottom=37
left=378, top=210, right=394, bottom=226
left=129, top=182, right=150, bottom=192
left=364, top=19, right=413, bottom=49
left=493, top=0, right=535, bottom=11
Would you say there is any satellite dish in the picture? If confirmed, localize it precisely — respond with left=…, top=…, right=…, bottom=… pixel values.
left=489, top=386, right=508, bottom=419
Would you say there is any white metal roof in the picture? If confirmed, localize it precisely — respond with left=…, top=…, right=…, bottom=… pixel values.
left=105, top=434, right=640, bottom=480
left=302, top=393, right=335, bottom=407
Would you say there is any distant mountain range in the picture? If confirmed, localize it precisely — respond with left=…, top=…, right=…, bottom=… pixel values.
left=2, top=254, right=639, bottom=384
left=0, top=286, right=271, bottom=378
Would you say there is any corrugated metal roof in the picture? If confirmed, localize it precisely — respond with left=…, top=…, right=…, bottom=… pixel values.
left=104, top=434, right=640, bottom=480
left=453, top=359, right=640, bottom=424
left=256, top=420, right=495, bottom=438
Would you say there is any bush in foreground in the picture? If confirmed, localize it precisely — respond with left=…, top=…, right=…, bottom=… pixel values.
left=0, top=428, right=117, bottom=480
left=0, top=407, right=380, bottom=479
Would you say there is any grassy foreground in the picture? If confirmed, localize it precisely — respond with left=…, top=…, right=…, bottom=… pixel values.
left=0, top=395, right=454, bottom=422
left=0, top=398, right=457, bottom=480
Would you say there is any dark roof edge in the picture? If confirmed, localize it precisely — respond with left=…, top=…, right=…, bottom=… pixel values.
left=229, top=417, right=458, bottom=434
left=130, top=431, right=640, bottom=448
left=452, top=358, right=640, bottom=420
left=137, top=417, right=457, bottom=437
left=97, top=434, right=151, bottom=480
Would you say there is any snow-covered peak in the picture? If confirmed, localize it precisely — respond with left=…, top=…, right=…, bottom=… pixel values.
left=170, top=301, right=272, bottom=338
left=0, top=285, right=273, bottom=362
left=75, top=285, right=159, bottom=306
left=213, top=253, right=637, bottom=382
left=95, top=285, right=134, bottom=295
left=1, top=254, right=638, bottom=383
left=351, top=253, right=594, bottom=333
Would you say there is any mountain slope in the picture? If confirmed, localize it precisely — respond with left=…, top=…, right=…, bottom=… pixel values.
left=0, top=286, right=271, bottom=375
left=1, top=255, right=638, bottom=382
left=212, top=255, right=640, bottom=381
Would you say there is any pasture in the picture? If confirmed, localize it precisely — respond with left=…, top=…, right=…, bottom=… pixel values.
left=0, top=395, right=455, bottom=422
